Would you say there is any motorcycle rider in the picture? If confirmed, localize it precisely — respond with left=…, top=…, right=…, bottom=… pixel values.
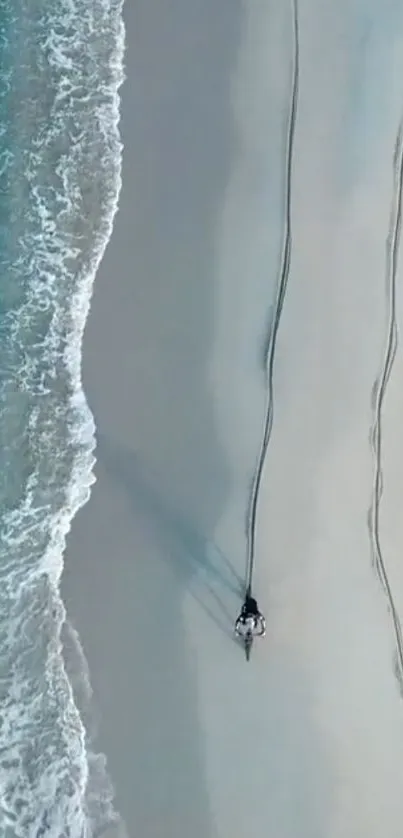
left=235, top=593, right=266, bottom=637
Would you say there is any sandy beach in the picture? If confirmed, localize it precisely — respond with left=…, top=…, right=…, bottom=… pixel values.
left=63, top=2, right=403, bottom=836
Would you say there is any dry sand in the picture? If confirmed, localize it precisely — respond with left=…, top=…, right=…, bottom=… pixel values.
left=63, top=1, right=403, bottom=836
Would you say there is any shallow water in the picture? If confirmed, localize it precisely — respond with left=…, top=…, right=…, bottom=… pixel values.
left=0, top=0, right=124, bottom=834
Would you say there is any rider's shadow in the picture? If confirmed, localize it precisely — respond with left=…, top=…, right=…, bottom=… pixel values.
left=96, top=433, right=243, bottom=640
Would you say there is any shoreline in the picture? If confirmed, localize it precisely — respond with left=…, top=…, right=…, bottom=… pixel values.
left=62, top=2, right=403, bottom=837
left=62, top=1, right=243, bottom=835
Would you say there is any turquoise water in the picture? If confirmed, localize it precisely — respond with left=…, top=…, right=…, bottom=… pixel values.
left=0, top=0, right=124, bottom=834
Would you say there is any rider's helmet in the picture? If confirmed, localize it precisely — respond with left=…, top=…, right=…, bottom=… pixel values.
left=243, top=595, right=258, bottom=615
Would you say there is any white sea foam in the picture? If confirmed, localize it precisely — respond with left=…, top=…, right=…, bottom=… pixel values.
left=0, top=0, right=126, bottom=834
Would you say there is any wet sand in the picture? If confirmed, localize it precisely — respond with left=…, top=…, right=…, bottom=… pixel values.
left=63, top=2, right=403, bottom=837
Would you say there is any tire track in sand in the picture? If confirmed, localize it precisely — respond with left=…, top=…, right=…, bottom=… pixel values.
left=245, top=0, right=300, bottom=595
left=368, top=119, right=403, bottom=693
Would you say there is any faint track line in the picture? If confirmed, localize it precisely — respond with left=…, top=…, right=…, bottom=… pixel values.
left=368, top=118, right=403, bottom=692
left=245, top=0, right=300, bottom=595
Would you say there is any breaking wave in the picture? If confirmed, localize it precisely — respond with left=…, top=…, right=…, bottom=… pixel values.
left=0, top=0, right=125, bottom=834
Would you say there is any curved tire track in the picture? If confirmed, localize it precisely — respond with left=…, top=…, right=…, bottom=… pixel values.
left=368, top=118, right=403, bottom=692
left=245, top=0, right=300, bottom=595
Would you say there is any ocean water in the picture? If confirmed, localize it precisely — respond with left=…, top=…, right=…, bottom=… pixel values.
left=0, top=0, right=125, bottom=835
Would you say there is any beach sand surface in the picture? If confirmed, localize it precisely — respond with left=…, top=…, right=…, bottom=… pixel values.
left=63, top=2, right=403, bottom=836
